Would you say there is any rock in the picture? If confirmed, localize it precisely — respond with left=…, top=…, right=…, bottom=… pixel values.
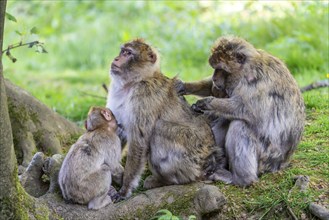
left=194, top=185, right=226, bottom=215
left=309, top=203, right=329, bottom=220
left=293, top=175, right=310, bottom=192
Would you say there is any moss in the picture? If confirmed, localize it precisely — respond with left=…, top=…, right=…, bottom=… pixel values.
left=33, top=205, right=51, bottom=220
left=162, top=189, right=197, bottom=217
left=7, top=100, right=31, bottom=164
left=29, top=111, right=41, bottom=125
left=133, top=185, right=199, bottom=220
left=134, top=204, right=159, bottom=220
left=0, top=164, right=62, bottom=220
left=0, top=165, right=31, bottom=220
left=7, top=100, right=30, bottom=125
left=57, top=133, right=80, bottom=153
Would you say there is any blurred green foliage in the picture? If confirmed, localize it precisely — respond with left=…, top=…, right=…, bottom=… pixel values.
left=3, top=1, right=328, bottom=121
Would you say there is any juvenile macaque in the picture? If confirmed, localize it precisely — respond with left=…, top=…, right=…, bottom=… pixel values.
left=179, top=36, right=305, bottom=186
left=106, top=39, right=216, bottom=199
left=58, top=107, right=123, bottom=209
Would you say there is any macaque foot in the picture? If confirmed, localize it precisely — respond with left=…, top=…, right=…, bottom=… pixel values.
left=108, top=185, right=118, bottom=198
left=143, top=175, right=166, bottom=189
left=112, top=186, right=132, bottom=203
left=111, top=193, right=125, bottom=203
left=207, top=169, right=233, bottom=185
left=88, top=194, right=112, bottom=210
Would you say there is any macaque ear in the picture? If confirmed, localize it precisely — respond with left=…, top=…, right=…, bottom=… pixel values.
left=148, top=52, right=157, bottom=64
left=213, top=63, right=222, bottom=70
left=236, top=53, right=246, bottom=64
left=84, top=120, right=88, bottom=130
left=245, top=73, right=257, bottom=84
left=101, top=110, right=112, bottom=121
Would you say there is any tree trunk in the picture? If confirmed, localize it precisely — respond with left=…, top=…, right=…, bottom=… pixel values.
left=5, top=79, right=83, bottom=173
left=0, top=0, right=24, bottom=218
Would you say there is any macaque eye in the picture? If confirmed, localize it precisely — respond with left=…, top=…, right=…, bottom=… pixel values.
left=121, top=49, right=133, bottom=56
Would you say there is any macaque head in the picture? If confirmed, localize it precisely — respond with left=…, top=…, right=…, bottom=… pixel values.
left=110, top=39, right=160, bottom=83
left=209, top=36, right=260, bottom=89
left=85, top=107, right=117, bottom=131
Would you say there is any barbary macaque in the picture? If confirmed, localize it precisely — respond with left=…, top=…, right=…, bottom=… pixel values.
left=58, top=107, right=123, bottom=209
left=106, top=39, right=217, bottom=199
left=178, top=36, right=305, bottom=186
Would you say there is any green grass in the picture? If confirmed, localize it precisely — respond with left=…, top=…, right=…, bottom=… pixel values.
left=2, top=1, right=329, bottom=219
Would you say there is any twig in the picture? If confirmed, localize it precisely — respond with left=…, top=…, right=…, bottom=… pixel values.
left=287, top=206, right=298, bottom=220
left=78, top=91, right=106, bottom=100
left=301, top=80, right=329, bottom=92
left=2, top=41, right=40, bottom=53
left=102, top=83, right=108, bottom=94
left=3, top=41, right=47, bottom=63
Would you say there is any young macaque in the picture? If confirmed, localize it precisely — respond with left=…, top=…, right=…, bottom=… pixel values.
left=179, top=36, right=305, bottom=186
left=58, top=107, right=123, bottom=210
left=106, top=39, right=217, bottom=199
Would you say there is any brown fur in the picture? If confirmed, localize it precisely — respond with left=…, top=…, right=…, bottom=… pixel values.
left=107, top=39, right=216, bottom=199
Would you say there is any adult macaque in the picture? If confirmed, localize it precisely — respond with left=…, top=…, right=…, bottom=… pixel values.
left=179, top=36, right=305, bottom=186
left=58, top=107, right=123, bottom=209
left=106, top=39, right=217, bottom=199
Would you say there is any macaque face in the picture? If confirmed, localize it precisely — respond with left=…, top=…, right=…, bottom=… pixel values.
left=111, top=47, right=135, bottom=75
left=110, top=40, right=157, bottom=76
left=212, top=69, right=228, bottom=91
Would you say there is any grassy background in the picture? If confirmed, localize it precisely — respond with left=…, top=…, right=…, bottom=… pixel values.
left=3, top=1, right=328, bottom=219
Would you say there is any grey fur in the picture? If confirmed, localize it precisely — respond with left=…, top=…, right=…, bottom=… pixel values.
left=182, top=36, right=305, bottom=186
left=58, top=107, right=123, bottom=209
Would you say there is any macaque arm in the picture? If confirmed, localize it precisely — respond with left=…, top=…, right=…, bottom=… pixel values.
left=119, top=137, right=148, bottom=197
left=184, top=78, right=213, bottom=97
left=207, top=97, right=255, bottom=123
left=116, top=124, right=127, bottom=148
left=119, top=85, right=161, bottom=198
left=111, top=164, right=124, bottom=186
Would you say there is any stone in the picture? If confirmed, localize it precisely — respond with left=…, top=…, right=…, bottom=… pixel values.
left=194, top=185, right=226, bottom=215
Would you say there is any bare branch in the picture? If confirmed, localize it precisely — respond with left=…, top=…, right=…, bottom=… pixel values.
left=301, top=80, right=329, bottom=92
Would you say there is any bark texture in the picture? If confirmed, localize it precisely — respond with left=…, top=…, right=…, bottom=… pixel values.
left=0, top=1, right=23, bottom=218
left=5, top=79, right=83, bottom=173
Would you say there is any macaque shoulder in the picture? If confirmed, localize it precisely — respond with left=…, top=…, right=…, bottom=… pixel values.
left=132, top=76, right=172, bottom=99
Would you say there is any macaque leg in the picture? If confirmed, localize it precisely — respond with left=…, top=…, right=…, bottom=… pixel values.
left=143, top=174, right=166, bottom=189
left=111, top=164, right=124, bottom=186
left=146, top=120, right=204, bottom=189
left=88, top=194, right=112, bottom=210
left=209, top=120, right=258, bottom=186
left=87, top=167, right=112, bottom=210
left=211, top=117, right=229, bottom=149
